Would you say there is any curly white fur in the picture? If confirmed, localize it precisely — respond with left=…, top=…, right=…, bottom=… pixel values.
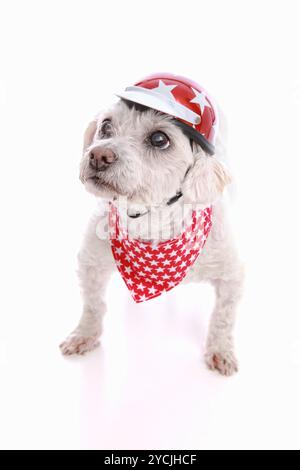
left=60, top=100, right=244, bottom=376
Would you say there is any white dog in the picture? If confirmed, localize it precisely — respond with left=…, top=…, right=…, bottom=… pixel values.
left=60, top=74, right=244, bottom=376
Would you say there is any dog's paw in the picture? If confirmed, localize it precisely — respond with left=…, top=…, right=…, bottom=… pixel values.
left=205, top=350, right=238, bottom=376
left=59, top=334, right=100, bottom=356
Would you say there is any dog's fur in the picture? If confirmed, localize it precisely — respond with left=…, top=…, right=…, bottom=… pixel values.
left=60, top=100, right=244, bottom=376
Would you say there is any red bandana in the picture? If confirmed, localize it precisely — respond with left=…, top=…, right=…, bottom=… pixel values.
left=109, top=204, right=212, bottom=303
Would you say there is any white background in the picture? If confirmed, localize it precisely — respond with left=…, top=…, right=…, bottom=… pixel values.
left=0, top=0, right=300, bottom=450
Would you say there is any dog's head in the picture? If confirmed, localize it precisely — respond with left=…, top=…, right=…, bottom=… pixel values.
left=80, top=100, right=231, bottom=206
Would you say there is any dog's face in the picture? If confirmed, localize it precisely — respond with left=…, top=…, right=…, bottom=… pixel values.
left=80, top=100, right=231, bottom=206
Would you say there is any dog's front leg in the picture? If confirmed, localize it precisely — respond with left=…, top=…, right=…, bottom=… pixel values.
left=205, top=272, right=244, bottom=376
left=60, top=215, right=115, bottom=356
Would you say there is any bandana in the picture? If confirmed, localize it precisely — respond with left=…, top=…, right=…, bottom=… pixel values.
left=109, top=203, right=212, bottom=303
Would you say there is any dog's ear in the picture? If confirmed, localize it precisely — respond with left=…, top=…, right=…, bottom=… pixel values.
left=83, top=119, right=97, bottom=154
left=182, top=153, right=232, bottom=205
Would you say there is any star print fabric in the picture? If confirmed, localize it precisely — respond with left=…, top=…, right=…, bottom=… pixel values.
left=109, top=204, right=212, bottom=303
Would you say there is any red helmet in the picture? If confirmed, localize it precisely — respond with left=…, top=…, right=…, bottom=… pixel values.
left=116, top=73, right=218, bottom=155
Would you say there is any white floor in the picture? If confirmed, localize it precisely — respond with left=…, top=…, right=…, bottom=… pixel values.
left=1, top=242, right=300, bottom=449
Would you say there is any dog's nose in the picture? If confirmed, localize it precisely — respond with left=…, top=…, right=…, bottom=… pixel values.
left=89, top=147, right=118, bottom=170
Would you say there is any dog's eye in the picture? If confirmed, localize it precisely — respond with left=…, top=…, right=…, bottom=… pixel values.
left=149, top=131, right=170, bottom=149
left=100, top=119, right=113, bottom=138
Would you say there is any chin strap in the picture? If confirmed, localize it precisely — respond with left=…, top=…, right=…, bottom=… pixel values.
left=127, top=161, right=191, bottom=219
left=128, top=191, right=183, bottom=219
left=166, top=191, right=183, bottom=206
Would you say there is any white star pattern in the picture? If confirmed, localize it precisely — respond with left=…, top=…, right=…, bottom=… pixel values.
left=137, top=283, right=145, bottom=291
left=168, top=281, right=176, bottom=288
left=151, top=80, right=177, bottom=100
left=163, top=243, right=172, bottom=251
left=109, top=204, right=212, bottom=302
left=150, top=260, right=158, bottom=266
left=148, top=286, right=157, bottom=295
left=190, top=88, right=211, bottom=115
left=151, top=243, right=159, bottom=251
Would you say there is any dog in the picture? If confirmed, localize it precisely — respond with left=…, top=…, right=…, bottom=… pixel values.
left=60, top=74, right=244, bottom=376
